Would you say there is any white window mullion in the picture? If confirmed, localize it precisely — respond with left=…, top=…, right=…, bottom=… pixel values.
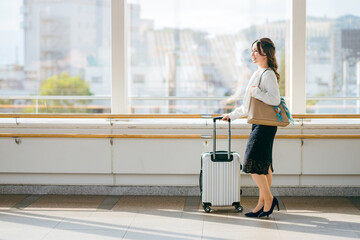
left=111, top=0, right=128, bottom=114
left=290, top=0, right=306, bottom=114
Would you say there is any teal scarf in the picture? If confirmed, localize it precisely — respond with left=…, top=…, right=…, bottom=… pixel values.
left=274, top=96, right=294, bottom=124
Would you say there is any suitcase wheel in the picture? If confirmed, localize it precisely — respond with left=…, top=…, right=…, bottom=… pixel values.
left=204, top=206, right=211, bottom=213
left=235, top=204, right=243, bottom=212
left=202, top=203, right=211, bottom=213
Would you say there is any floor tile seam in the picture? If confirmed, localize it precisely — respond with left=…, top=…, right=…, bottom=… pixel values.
left=7, top=210, right=67, bottom=227
left=276, top=196, right=287, bottom=213
left=124, top=215, right=206, bottom=239
left=200, top=216, right=205, bottom=240
left=346, top=197, right=360, bottom=211
left=40, top=218, right=64, bottom=240
left=273, top=214, right=282, bottom=237
left=50, top=214, right=135, bottom=232
left=11, top=194, right=42, bottom=209
left=346, top=221, right=360, bottom=237
left=0, top=195, right=29, bottom=209
left=275, top=223, right=359, bottom=232
left=183, top=196, right=201, bottom=212
left=97, top=195, right=122, bottom=211
left=121, top=211, right=138, bottom=240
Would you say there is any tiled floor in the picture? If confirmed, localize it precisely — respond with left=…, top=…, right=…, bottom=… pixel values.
left=0, top=195, right=359, bottom=240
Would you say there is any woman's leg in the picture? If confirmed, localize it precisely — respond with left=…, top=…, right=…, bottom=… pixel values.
left=252, top=166, right=272, bottom=212
left=266, top=166, right=272, bottom=186
left=251, top=173, right=273, bottom=212
left=252, top=190, right=264, bottom=212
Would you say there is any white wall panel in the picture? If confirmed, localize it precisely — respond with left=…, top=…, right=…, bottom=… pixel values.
left=0, top=174, right=114, bottom=185
left=273, top=139, right=302, bottom=174
left=0, top=138, right=111, bottom=174
left=115, top=174, right=198, bottom=186
left=300, top=175, right=360, bottom=186
left=113, top=139, right=206, bottom=174
left=302, top=139, right=360, bottom=174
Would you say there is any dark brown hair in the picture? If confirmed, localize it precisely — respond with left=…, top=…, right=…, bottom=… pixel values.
left=252, top=38, right=280, bottom=83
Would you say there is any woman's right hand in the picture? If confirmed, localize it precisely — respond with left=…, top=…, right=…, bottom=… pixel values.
left=221, top=114, right=230, bottom=122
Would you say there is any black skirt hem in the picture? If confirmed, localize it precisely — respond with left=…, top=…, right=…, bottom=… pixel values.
left=242, top=162, right=274, bottom=175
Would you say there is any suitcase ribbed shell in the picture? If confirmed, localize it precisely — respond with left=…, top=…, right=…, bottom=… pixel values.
left=201, top=152, right=241, bottom=206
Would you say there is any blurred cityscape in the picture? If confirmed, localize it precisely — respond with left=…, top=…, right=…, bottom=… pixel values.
left=0, top=0, right=111, bottom=113
left=0, top=0, right=360, bottom=113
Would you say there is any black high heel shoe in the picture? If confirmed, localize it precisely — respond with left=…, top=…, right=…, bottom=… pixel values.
left=258, top=197, right=279, bottom=218
left=244, top=207, right=264, bottom=217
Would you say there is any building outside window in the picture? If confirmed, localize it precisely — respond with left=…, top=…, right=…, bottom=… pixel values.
left=306, top=0, right=360, bottom=113
left=128, top=0, right=290, bottom=114
left=0, top=0, right=111, bottom=113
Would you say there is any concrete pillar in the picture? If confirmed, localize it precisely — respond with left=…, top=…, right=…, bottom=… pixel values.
left=290, top=0, right=306, bottom=114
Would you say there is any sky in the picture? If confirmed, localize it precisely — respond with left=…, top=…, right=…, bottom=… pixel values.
left=0, top=0, right=24, bottom=66
left=130, top=0, right=291, bottom=34
left=1, top=0, right=360, bottom=66
left=306, top=0, right=360, bottom=18
left=130, top=0, right=360, bottom=32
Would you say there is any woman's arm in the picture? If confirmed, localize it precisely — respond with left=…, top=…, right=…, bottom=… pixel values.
left=228, top=105, right=247, bottom=120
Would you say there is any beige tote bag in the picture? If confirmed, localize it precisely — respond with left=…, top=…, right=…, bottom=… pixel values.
left=247, top=69, right=290, bottom=127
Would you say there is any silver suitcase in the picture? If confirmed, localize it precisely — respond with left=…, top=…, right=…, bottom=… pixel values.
left=199, top=117, right=243, bottom=213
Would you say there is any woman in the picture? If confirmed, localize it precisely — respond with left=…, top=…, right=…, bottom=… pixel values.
left=221, top=38, right=280, bottom=218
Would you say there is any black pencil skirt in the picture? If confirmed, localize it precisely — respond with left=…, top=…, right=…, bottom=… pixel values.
left=243, top=124, right=277, bottom=175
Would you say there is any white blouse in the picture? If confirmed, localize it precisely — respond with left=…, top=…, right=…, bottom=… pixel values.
left=229, top=67, right=281, bottom=120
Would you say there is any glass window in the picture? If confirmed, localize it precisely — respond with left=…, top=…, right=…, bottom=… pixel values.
left=0, top=0, right=111, bottom=113
left=128, top=0, right=290, bottom=114
left=306, top=0, right=360, bottom=113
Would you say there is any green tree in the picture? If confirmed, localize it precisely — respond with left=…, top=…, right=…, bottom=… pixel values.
left=24, top=72, right=93, bottom=113
left=40, top=72, right=91, bottom=96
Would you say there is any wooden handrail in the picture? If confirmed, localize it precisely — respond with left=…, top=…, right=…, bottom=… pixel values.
left=1, top=133, right=360, bottom=139
left=1, top=113, right=360, bottom=119
left=0, top=114, right=205, bottom=119
left=293, top=114, right=360, bottom=119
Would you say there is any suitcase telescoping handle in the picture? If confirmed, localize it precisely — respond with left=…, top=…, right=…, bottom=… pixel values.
left=213, top=116, right=231, bottom=161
